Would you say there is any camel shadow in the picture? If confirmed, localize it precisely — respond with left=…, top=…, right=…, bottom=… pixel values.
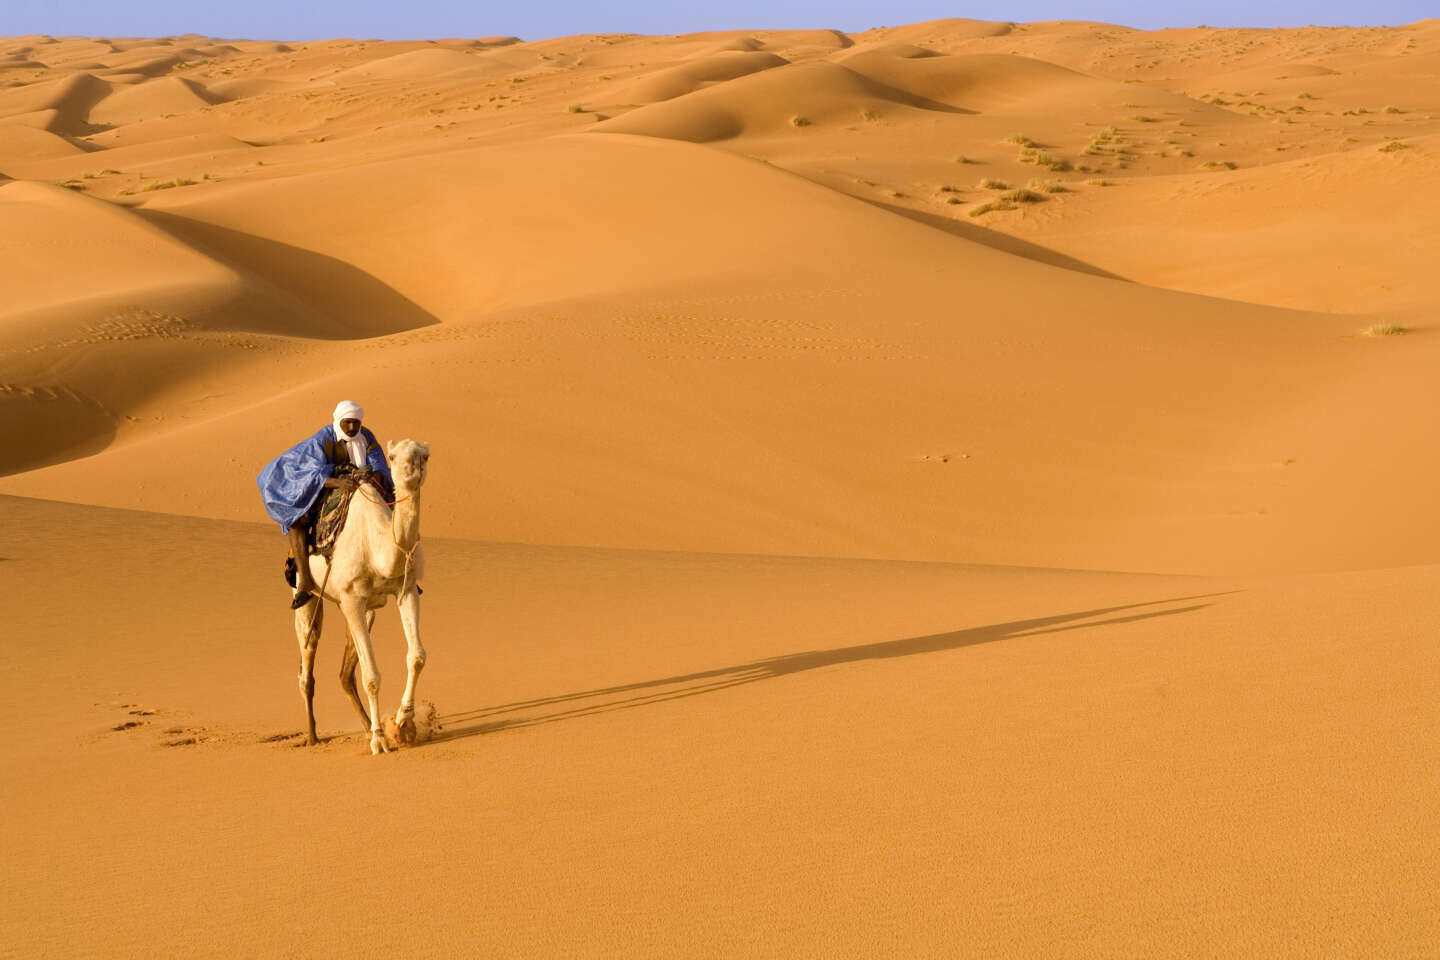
left=434, top=591, right=1236, bottom=742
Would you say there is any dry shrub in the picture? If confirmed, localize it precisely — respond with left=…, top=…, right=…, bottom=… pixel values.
left=999, top=188, right=1045, bottom=203
left=969, top=200, right=1017, bottom=217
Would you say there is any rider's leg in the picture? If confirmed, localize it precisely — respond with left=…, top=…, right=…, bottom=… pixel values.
left=288, top=524, right=318, bottom=593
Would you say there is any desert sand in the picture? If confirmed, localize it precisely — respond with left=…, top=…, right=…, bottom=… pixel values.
left=2, top=19, right=1438, bottom=957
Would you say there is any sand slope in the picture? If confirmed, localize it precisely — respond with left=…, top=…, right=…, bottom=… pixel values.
left=3, top=496, right=1438, bottom=957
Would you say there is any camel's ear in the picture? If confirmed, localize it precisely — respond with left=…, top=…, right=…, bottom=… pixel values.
left=417, top=442, right=430, bottom=458
left=386, top=440, right=397, bottom=458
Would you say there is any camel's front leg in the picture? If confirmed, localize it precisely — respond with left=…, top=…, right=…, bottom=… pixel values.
left=339, top=610, right=377, bottom=730
left=293, top=596, right=323, bottom=745
left=339, top=596, right=388, bottom=755
left=394, top=586, right=427, bottom=745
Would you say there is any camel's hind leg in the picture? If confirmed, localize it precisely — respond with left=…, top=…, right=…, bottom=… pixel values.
left=339, top=610, right=376, bottom=730
left=393, top=586, right=427, bottom=745
left=293, top=597, right=323, bottom=745
left=339, top=597, right=388, bottom=754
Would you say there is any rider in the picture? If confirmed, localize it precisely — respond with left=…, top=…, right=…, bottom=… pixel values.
left=257, top=401, right=394, bottom=608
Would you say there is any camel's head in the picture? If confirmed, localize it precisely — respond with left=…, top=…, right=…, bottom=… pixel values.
left=387, top=439, right=430, bottom=488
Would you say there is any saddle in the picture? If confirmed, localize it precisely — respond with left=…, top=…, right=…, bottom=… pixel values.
left=310, top=464, right=384, bottom=559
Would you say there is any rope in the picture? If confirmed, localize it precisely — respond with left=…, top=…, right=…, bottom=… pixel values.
left=355, top=477, right=410, bottom=507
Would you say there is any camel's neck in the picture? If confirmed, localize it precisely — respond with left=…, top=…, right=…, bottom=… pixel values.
left=390, top=482, right=421, bottom=553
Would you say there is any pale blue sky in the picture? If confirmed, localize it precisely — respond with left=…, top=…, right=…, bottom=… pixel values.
left=5, top=1, right=1432, bottom=42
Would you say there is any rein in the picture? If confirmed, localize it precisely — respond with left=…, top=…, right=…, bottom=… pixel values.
left=355, top=477, right=420, bottom=589
left=356, top=481, right=411, bottom=508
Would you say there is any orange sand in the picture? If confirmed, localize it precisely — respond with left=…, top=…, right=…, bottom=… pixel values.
left=2, top=20, right=1438, bottom=956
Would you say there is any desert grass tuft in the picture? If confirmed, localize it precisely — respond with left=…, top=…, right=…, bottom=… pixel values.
left=1027, top=178, right=1066, bottom=193
left=1003, top=134, right=1035, bottom=146
left=999, top=187, right=1046, bottom=203
left=790, top=115, right=811, bottom=127
left=1362, top=323, right=1407, bottom=336
left=1029, top=150, right=1069, bottom=170
left=566, top=103, right=585, bottom=113
left=1378, top=140, right=1407, bottom=152
left=952, top=154, right=975, bottom=164
left=148, top=177, right=197, bottom=191
left=969, top=200, right=1017, bottom=217
left=1383, top=105, right=1403, bottom=114
left=1085, top=178, right=1112, bottom=186
left=978, top=177, right=1010, bottom=190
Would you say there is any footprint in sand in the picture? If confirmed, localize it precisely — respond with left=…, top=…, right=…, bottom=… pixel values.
left=161, top=725, right=214, bottom=747
left=260, top=731, right=304, bottom=744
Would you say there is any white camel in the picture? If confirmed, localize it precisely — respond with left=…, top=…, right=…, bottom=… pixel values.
left=293, top=438, right=430, bottom=754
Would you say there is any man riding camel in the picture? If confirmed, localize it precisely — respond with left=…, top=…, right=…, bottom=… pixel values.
left=257, top=401, right=394, bottom=608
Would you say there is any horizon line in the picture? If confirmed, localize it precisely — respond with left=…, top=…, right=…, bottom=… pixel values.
left=6, top=17, right=1437, bottom=45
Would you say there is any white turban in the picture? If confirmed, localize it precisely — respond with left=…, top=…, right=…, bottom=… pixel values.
left=332, top=401, right=367, bottom=468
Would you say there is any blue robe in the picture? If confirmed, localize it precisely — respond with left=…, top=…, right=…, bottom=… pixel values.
left=256, top=425, right=394, bottom=532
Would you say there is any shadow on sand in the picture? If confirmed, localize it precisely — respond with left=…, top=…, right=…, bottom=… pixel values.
left=137, top=210, right=439, bottom=339
left=864, top=198, right=1132, bottom=281
left=435, top=591, right=1236, bottom=742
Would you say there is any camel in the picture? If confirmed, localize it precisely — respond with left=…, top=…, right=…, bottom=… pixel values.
left=293, top=438, right=430, bottom=754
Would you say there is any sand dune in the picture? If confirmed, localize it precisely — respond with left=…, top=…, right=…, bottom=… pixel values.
left=993, top=132, right=1440, bottom=313
left=3, top=20, right=1440, bottom=957
left=0, top=131, right=1424, bottom=573
left=3, top=19, right=1437, bottom=561
left=834, top=46, right=1204, bottom=113
left=87, top=76, right=224, bottom=126
left=205, top=75, right=308, bottom=100
left=329, top=46, right=504, bottom=81
left=0, top=178, right=236, bottom=322
left=0, top=70, right=110, bottom=134
left=595, top=59, right=976, bottom=141
left=0, top=122, right=91, bottom=159
left=611, top=50, right=789, bottom=103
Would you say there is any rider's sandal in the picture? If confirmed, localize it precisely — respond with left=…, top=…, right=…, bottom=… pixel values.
left=290, top=590, right=315, bottom=609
